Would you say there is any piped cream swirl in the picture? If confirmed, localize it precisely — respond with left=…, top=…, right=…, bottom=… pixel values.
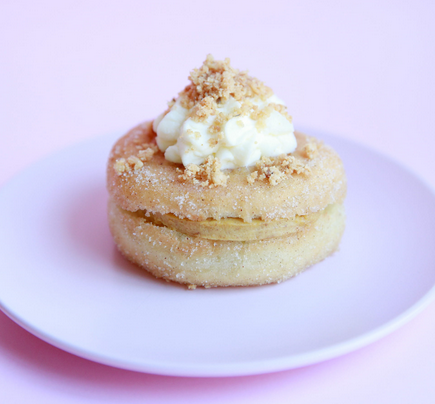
left=153, top=55, right=297, bottom=169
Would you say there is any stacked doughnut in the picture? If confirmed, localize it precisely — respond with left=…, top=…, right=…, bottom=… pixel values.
left=107, top=122, right=346, bottom=288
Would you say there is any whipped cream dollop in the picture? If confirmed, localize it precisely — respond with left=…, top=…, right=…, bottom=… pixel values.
left=153, top=55, right=297, bottom=170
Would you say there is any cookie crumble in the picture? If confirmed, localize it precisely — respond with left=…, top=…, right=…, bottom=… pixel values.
left=247, top=154, right=310, bottom=185
left=303, top=142, right=318, bottom=159
left=177, top=156, right=228, bottom=188
left=179, top=54, right=273, bottom=110
left=114, top=143, right=159, bottom=175
left=189, top=96, right=217, bottom=122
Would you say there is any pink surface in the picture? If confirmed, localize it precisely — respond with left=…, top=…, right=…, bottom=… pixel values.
left=1, top=0, right=435, bottom=402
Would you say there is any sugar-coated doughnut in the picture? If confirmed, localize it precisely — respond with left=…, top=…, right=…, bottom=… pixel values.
left=107, top=124, right=346, bottom=287
left=106, top=55, right=347, bottom=288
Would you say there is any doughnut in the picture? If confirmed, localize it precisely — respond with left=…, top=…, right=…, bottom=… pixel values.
left=106, top=55, right=346, bottom=288
left=107, top=123, right=347, bottom=287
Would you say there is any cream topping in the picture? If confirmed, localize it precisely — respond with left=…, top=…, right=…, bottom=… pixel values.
left=153, top=55, right=297, bottom=170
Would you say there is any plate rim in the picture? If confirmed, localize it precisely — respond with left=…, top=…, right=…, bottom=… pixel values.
left=1, top=128, right=435, bottom=377
left=1, top=284, right=435, bottom=377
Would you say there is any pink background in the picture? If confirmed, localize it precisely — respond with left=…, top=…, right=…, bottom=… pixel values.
left=1, top=0, right=435, bottom=402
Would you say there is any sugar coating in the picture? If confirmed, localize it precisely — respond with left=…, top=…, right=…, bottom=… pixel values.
left=108, top=199, right=346, bottom=287
left=107, top=122, right=346, bottom=222
left=303, top=142, right=318, bottom=159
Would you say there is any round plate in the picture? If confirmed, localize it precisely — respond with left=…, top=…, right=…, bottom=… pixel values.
left=1, top=130, right=435, bottom=377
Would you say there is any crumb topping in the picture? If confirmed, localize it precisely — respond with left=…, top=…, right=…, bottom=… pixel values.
left=271, top=103, right=293, bottom=122
left=205, top=100, right=292, bottom=143
left=209, top=112, right=227, bottom=135
left=114, top=143, right=159, bottom=175
left=304, top=142, right=318, bottom=159
left=167, top=98, right=176, bottom=109
left=189, top=96, right=216, bottom=122
left=177, top=156, right=228, bottom=188
left=127, top=156, right=144, bottom=170
left=247, top=171, right=258, bottom=184
left=154, top=55, right=297, bottom=170
left=113, top=158, right=128, bottom=174
left=248, top=154, right=311, bottom=186
left=179, top=56, right=285, bottom=125
left=179, top=54, right=273, bottom=110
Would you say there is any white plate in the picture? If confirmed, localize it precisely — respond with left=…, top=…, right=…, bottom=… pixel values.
left=1, top=130, right=435, bottom=378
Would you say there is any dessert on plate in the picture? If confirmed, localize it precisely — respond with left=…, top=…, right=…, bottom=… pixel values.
left=107, top=55, right=346, bottom=288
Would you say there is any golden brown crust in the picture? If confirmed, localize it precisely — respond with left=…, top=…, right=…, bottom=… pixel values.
left=108, top=199, right=346, bottom=287
left=107, top=122, right=347, bottom=222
